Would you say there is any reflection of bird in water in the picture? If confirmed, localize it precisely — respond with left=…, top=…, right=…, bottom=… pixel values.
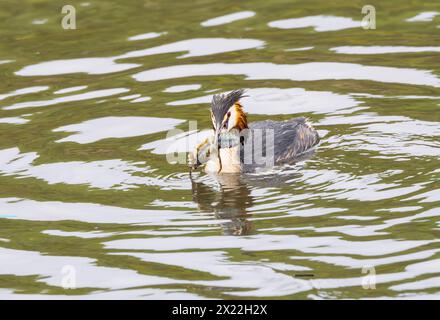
left=189, top=160, right=317, bottom=236
left=190, top=173, right=253, bottom=236
left=188, top=89, right=320, bottom=173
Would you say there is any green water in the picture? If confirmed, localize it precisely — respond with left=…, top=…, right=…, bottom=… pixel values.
left=0, top=0, right=439, bottom=299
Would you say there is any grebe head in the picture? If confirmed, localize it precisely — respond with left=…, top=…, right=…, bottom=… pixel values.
left=210, top=89, right=248, bottom=147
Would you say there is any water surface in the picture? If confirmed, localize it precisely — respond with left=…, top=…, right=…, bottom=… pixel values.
left=0, top=0, right=439, bottom=299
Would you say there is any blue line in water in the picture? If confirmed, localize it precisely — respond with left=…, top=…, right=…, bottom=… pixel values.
left=0, top=214, right=17, bottom=218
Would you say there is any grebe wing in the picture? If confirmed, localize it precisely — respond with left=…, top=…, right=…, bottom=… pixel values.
left=248, top=117, right=320, bottom=164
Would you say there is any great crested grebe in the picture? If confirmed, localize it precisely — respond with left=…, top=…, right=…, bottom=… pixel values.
left=188, top=89, right=320, bottom=173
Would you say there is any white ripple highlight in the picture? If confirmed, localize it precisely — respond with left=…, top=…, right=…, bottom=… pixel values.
left=406, top=12, right=439, bottom=22
left=16, top=38, right=264, bottom=76
left=0, top=117, right=30, bottom=125
left=16, top=58, right=140, bottom=76
left=128, top=31, right=166, bottom=41
left=53, top=116, right=185, bottom=144
left=118, top=38, right=264, bottom=59
left=331, top=46, right=440, bottom=54
left=201, top=11, right=256, bottom=27
left=0, top=86, right=49, bottom=101
left=2, top=88, right=129, bottom=110
left=54, top=86, right=88, bottom=94
left=268, top=15, right=360, bottom=32
left=0, top=148, right=191, bottom=190
left=164, top=84, right=201, bottom=93
left=133, top=62, right=440, bottom=88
